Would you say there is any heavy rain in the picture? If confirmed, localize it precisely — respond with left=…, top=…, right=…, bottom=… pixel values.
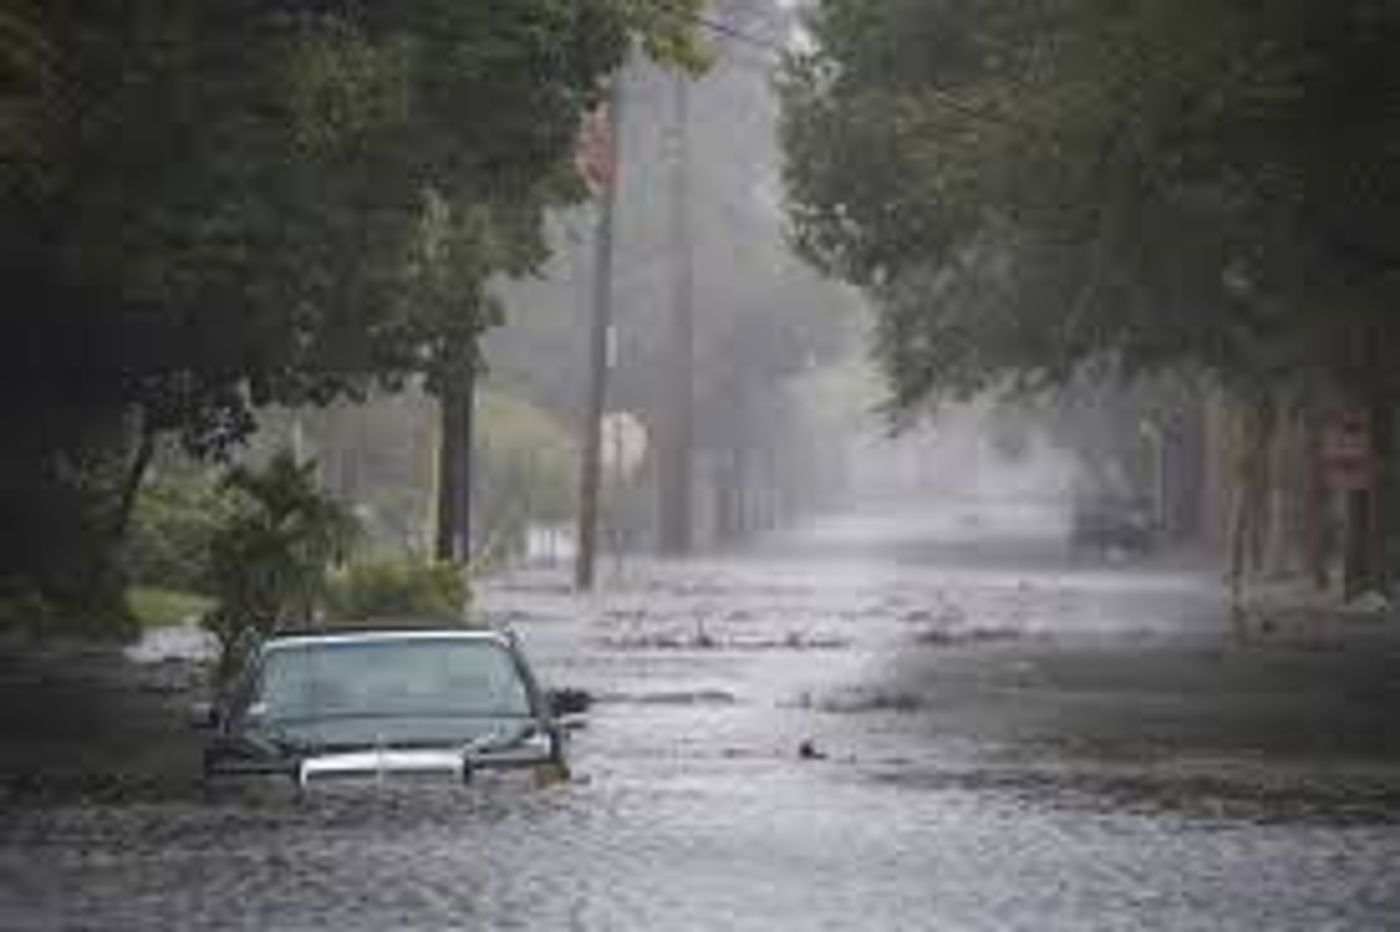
left=4, top=2, right=1400, bottom=929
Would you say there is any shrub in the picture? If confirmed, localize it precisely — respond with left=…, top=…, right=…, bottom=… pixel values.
left=326, top=559, right=469, bottom=622
left=127, top=586, right=216, bottom=629
left=125, top=472, right=234, bottom=592
left=202, top=453, right=357, bottom=682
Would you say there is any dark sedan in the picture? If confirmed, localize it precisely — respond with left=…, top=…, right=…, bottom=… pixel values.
left=201, top=628, right=570, bottom=790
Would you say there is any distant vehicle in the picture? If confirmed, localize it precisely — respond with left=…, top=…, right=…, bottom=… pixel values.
left=1069, top=493, right=1154, bottom=556
left=199, top=628, right=571, bottom=790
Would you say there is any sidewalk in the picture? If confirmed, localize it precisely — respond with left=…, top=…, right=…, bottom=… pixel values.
left=1232, top=577, right=1400, bottom=645
left=0, top=637, right=209, bottom=802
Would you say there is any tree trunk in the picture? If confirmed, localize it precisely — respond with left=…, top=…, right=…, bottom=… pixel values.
left=435, top=392, right=459, bottom=562
left=1227, top=394, right=1274, bottom=609
left=435, top=371, right=475, bottom=563
left=459, top=365, right=475, bottom=561
left=112, top=409, right=157, bottom=542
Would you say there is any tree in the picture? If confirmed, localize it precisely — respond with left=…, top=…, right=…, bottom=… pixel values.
left=1, top=0, right=704, bottom=618
left=203, top=453, right=356, bottom=682
left=782, top=1, right=1400, bottom=400
left=782, top=1, right=1400, bottom=586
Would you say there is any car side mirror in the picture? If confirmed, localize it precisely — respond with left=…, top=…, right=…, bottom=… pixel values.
left=547, top=687, right=591, bottom=719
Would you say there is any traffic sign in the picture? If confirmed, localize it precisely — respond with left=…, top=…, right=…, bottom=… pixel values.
left=1321, top=410, right=1375, bottom=491
left=600, top=411, right=648, bottom=481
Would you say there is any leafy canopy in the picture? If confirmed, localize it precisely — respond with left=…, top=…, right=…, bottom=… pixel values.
left=4, top=0, right=706, bottom=450
left=781, top=1, right=1400, bottom=407
left=0, top=0, right=703, bottom=610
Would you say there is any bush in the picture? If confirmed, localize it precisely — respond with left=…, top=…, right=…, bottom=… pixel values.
left=127, top=586, right=215, bottom=629
left=326, top=559, right=470, bottom=622
left=203, top=453, right=357, bottom=682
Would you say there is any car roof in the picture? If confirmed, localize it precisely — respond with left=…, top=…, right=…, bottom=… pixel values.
left=261, top=627, right=512, bottom=652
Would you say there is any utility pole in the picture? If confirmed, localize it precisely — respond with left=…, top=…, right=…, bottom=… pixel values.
left=658, top=71, right=695, bottom=555
left=575, top=78, right=623, bottom=591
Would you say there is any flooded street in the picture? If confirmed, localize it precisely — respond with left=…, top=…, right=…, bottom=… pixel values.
left=12, top=2, right=1400, bottom=928
left=5, top=509, right=1400, bottom=930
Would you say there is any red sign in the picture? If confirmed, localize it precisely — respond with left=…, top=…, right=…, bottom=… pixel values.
left=575, top=102, right=616, bottom=197
left=1321, top=410, right=1375, bottom=491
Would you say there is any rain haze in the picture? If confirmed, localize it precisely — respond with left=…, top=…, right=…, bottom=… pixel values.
left=4, top=2, right=1400, bottom=929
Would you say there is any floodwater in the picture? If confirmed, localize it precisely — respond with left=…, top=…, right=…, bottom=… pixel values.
left=4, top=506, right=1400, bottom=930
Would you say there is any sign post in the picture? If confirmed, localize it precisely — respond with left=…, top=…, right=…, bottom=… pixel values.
left=575, top=79, right=622, bottom=591
left=1322, top=410, right=1375, bottom=492
left=1320, top=410, right=1379, bottom=598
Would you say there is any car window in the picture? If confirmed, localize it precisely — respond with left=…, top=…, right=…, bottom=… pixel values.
left=255, top=639, right=532, bottom=723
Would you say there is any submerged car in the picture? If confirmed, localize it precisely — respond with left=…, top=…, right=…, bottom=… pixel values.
left=200, top=628, right=570, bottom=790
left=1069, top=493, right=1155, bottom=557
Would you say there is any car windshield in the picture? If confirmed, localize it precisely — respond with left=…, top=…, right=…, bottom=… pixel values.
left=253, top=638, right=533, bottom=724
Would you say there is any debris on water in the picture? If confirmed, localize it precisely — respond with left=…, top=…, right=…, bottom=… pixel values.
left=913, top=625, right=1022, bottom=647
left=814, top=686, right=924, bottom=714
left=798, top=739, right=826, bottom=760
left=602, top=608, right=648, bottom=625
left=899, top=596, right=966, bottom=628
left=601, top=629, right=850, bottom=652
left=599, top=689, right=738, bottom=706
left=779, top=630, right=850, bottom=650
left=1348, top=591, right=1391, bottom=615
left=694, top=619, right=717, bottom=649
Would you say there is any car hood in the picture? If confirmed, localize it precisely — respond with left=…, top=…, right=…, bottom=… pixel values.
left=250, top=715, right=533, bottom=754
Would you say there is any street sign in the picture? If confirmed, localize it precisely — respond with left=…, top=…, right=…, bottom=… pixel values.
left=575, top=102, right=616, bottom=197
left=1321, top=410, right=1375, bottom=491
left=600, top=411, right=648, bottom=481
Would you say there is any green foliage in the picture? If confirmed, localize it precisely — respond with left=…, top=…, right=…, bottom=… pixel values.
left=127, top=587, right=215, bottom=630
left=202, top=453, right=357, bottom=680
left=125, top=470, right=235, bottom=592
left=782, top=1, right=1400, bottom=407
left=4, top=0, right=710, bottom=451
left=0, top=0, right=705, bottom=615
left=325, top=559, right=469, bottom=623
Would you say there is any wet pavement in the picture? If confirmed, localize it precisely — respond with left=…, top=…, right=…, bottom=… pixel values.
left=4, top=508, right=1400, bottom=929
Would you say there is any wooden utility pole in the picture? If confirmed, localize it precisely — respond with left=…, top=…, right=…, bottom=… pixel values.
left=575, top=79, right=623, bottom=591
left=658, top=72, right=695, bottom=555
